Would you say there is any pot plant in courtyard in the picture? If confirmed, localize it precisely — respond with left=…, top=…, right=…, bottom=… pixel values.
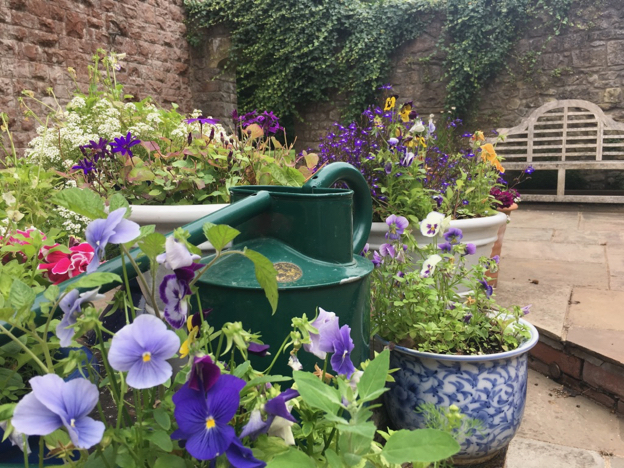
left=366, top=212, right=538, bottom=465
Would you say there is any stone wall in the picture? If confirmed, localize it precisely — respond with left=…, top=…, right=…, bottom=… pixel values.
left=0, top=0, right=235, bottom=153
left=294, top=1, right=624, bottom=152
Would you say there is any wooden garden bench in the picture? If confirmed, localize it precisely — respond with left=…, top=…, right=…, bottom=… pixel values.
left=490, top=99, right=624, bottom=203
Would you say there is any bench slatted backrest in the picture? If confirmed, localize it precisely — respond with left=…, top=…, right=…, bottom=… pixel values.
left=490, top=99, right=624, bottom=203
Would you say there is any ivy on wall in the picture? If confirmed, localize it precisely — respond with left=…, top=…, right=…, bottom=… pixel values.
left=184, top=0, right=576, bottom=121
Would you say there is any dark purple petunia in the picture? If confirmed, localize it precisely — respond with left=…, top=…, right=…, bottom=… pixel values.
left=330, top=325, right=355, bottom=378
left=110, top=132, right=141, bottom=158
left=188, top=355, right=221, bottom=393
left=85, top=137, right=110, bottom=161
left=172, top=375, right=265, bottom=467
left=255, top=111, right=283, bottom=135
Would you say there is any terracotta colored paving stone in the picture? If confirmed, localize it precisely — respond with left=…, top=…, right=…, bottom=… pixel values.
left=503, top=226, right=554, bottom=242
left=497, top=258, right=609, bottom=289
left=495, top=280, right=570, bottom=340
left=568, top=288, right=624, bottom=331
left=501, top=240, right=606, bottom=264
left=518, top=370, right=624, bottom=457
left=567, top=328, right=624, bottom=367
left=580, top=212, right=624, bottom=232
left=506, top=438, right=605, bottom=468
left=509, top=209, right=580, bottom=230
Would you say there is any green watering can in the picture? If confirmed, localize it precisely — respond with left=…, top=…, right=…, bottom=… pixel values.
left=4, top=162, right=374, bottom=372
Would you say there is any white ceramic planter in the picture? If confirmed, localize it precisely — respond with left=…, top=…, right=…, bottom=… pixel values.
left=376, top=318, right=539, bottom=465
left=367, top=211, right=507, bottom=271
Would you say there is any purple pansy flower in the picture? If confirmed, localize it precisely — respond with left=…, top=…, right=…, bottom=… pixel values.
left=188, top=355, right=221, bottom=392
left=108, top=314, right=180, bottom=389
left=110, top=131, right=141, bottom=158
left=248, top=342, right=270, bottom=358
left=438, top=242, right=453, bottom=253
left=85, top=208, right=141, bottom=274
left=372, top=251, right=383, bottom=267
left=304, top=308, right=341, bottom=360
left=388, top=137, right=399, bottom=146
left=385, top=214, right=409, bottom=240
left=479, top=279, right=493, bottom=298
left=159, top=274, right=192, bottom=329
left=11, top=375, right=104, bottom=449
left=330, top=325, right=355, bottom=378
left=172, top=375, right=265, bottom=467
left=379, top=243, right=396, bottom=259
left=360, top=243, right=370, bottom=257
left=463, top=313, right=473, bottom=323
left=443, top=227, right=463, bottom=244
left=157, top=236, right=201, bottom=270
left=240, top=388, right=299, bottom=441
left=492, top=255, right=500, bottom=264
left=56, top=288, right=104, bottom=347
left=463, top=243, right=477, bottom=256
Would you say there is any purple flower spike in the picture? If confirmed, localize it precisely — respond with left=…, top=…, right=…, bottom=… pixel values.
left=159, top=274, right=192, bottom=329
left=330, top=325, right=355, bottom=379
left=56, top=288, right=104, bottom=347
left=172, top=375, right=265, bottom=467
left=110, top=131, right=141, bottom=158
left=443, top=227, right=463, bottom=244
left=385, top=214, right=409, bottom=240
left=304, top=308, right=341, bottom=360
left=463, top=243, right=477, bottom=256
left=11, top=375, right=104, bottom=449
left=248, top=342, right=270, bottom=358
left=188, top=355, right=221, bottom=392
left=86, top=208, right=141, bottom=273
left=108, top=314, right=180, bottom=389
left=479, top=279, right=493, bottom=298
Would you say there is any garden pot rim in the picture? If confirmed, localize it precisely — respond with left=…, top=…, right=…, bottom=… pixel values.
left=374, top=317, right=538, bottom=362
left=372, top=210, right=507, bottom=227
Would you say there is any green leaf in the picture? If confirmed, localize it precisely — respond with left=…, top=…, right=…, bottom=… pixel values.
left=232, top=360, right=251, bottom=378
left=293, top=371, right=342, bottom=414
left=268, top=165, right=305, bottom=187
left=85, top=446, right=116, bottom=468
left=109, top=193, right=130, bottom=213
left=382, top=428, right=460, bottom=464
left=154, top=454, right=187, bottom=468
left=71, top=272, right=122, bottom=289
left=243, top=375, right=291, bottom=391
left=9, top=278, right=35, bottom=310
left=243, top=248, right=278, bottom=314
left=146, top=429, right=173, bottom=452
left=0, top=402, right=16, bottom=421
left=44, top=284, right=60, bottom=303
left=202, top=223, right=240, bottom=252
left=153, top=407, right=171, bottom=430
left=139, top=232, right=167, bottom=260
left=325, top=449, right=343, bottom=468
left=44, top=428, right=71, bottom=449
left=52, top=188, right=106, bottom=220
left=266, top=447, right=316, bottom=468
left=357, top=349, right=389, bottom=403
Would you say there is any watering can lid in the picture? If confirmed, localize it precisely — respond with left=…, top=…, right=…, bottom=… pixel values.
left=197, top=238, right=372, bottom=289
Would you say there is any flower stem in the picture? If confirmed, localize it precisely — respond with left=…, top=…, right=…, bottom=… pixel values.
left=0, top=323, right=49, bottom=373
left=262, top=335, right=290, bottom=375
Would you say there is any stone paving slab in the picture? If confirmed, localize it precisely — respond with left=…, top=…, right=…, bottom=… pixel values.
left=568, top=288, right=624, bottom=331
left=506, top=438, right=605, bottom=468
left=552, top=229, right=624, bottom=245
left=502, top=240, right=606, bottom=263
left=580, top=212, right=624, bottom=232
left=518, top=370, right=624, bottom=457
left=497, top=258, right=610, bottom=289
left=503, top=227, right=554, bottom=242
left=510, top=209, right=580, bottom=229
left=495, top=280, right=570, bottom=340
left=566, top=328, right=624, bottom=367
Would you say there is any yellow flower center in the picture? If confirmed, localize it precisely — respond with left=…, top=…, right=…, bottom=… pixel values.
left=142, top=352, right=151, bottom=362
left=205, top=417, right=216, bottom=430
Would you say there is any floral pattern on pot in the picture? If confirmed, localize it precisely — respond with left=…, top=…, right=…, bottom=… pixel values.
left=382, top=335, right=535, bottom=462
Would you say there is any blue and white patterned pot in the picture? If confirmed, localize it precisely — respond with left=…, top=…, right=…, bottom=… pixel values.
left=379, top=319, right=539, bottom=465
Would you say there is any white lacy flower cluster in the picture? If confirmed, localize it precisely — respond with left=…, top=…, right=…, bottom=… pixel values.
left=55, top=206, right=90, bottom=237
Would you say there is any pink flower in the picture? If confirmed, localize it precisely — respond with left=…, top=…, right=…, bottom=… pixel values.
left=1, top=228, right=45, bottom=264
left=38, top=243, right=95, bottom=285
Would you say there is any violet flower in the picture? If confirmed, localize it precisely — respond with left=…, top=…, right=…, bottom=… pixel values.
left=420, top=212, right=445, bottom=237
left=304, top=308, right=341, bottom=360
left=157, top=236, right=201, bottom=270
left=463, top=243, right=477, bottom=256
left=330, top=325, right=356, bottom=378
left=385, top=214, right=409, bottom=240
left=188, top=355, right=221, bottom=392
left=159, top=274, right=192, bottom=329
left=108, top=314, right=180, bottom=389
left=420, top=254, right=442, bottom=278
left=479, top=279, right=493, bottom=298
left=85, top=208, right=141, bottom=273
left=521, top=305, right=532, bottom=315
left=443, top=227, right=463, bottom=244
left=185, top=116, right=219, bottom=125
left=110, top=131, right=141, bottom=158
left=56, top=288, right=104, bottom=347
left=172, top=375, right=265, bottom=467
left=379, top=243, right=396, bottom=259
left=438, top=242, right=453, bottom=253
left=11, top=375, right=104, bottom=449
left=463, top=313, right=473, bottom=323
left=240, top=388, right=299, bottom=441
left=72, top=158, right=96, bottom=175
left=372, top=251, right=383, bottom=267
left=248, top=342, right=270, bottom=358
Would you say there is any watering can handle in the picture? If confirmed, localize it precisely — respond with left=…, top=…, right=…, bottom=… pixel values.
left=304, top=162, right=372, bottom=255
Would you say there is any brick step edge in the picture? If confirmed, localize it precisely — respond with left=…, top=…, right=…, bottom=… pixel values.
left=528, top=333, right=624, bottom=414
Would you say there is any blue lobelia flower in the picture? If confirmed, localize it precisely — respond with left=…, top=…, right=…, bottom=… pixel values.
left=110, top=131, right=141, bottom=158
left=172, top=375, right=265, bottom=467
left=11, top=374, right=104, bottom=449
left=108, top=314, right=180, bottom=389
left=85, top=208, right=141, bottom=274
left=303, top=308, right=341, bottom=360
left=240, top=388, right=299, bottom=441
left=56, top=288, right=104, bottom=347
left=330, top=325, right=356, bottom=378
left=385, top=214, right=409, bottom=240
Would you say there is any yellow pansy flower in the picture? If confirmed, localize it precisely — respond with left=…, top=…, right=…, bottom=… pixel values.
left=399, top=102, right=412, bottom=122
left=384, top=96, right=397, bottom=111
left=180, top=316, right=200, bottom=358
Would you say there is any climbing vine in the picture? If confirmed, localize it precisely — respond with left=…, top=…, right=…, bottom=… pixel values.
left=184, top=0, right=579, bottom=121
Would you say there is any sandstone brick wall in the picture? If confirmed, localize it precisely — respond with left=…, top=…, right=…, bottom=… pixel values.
left=295, top=0, right=624, bottom=152
left=0, top=0, right=236, bottom=153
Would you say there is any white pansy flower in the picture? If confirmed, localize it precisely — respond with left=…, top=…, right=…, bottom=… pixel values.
left=420, top=211, right=446, bottom=237
left=420, top=254, right=442, bottom=278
